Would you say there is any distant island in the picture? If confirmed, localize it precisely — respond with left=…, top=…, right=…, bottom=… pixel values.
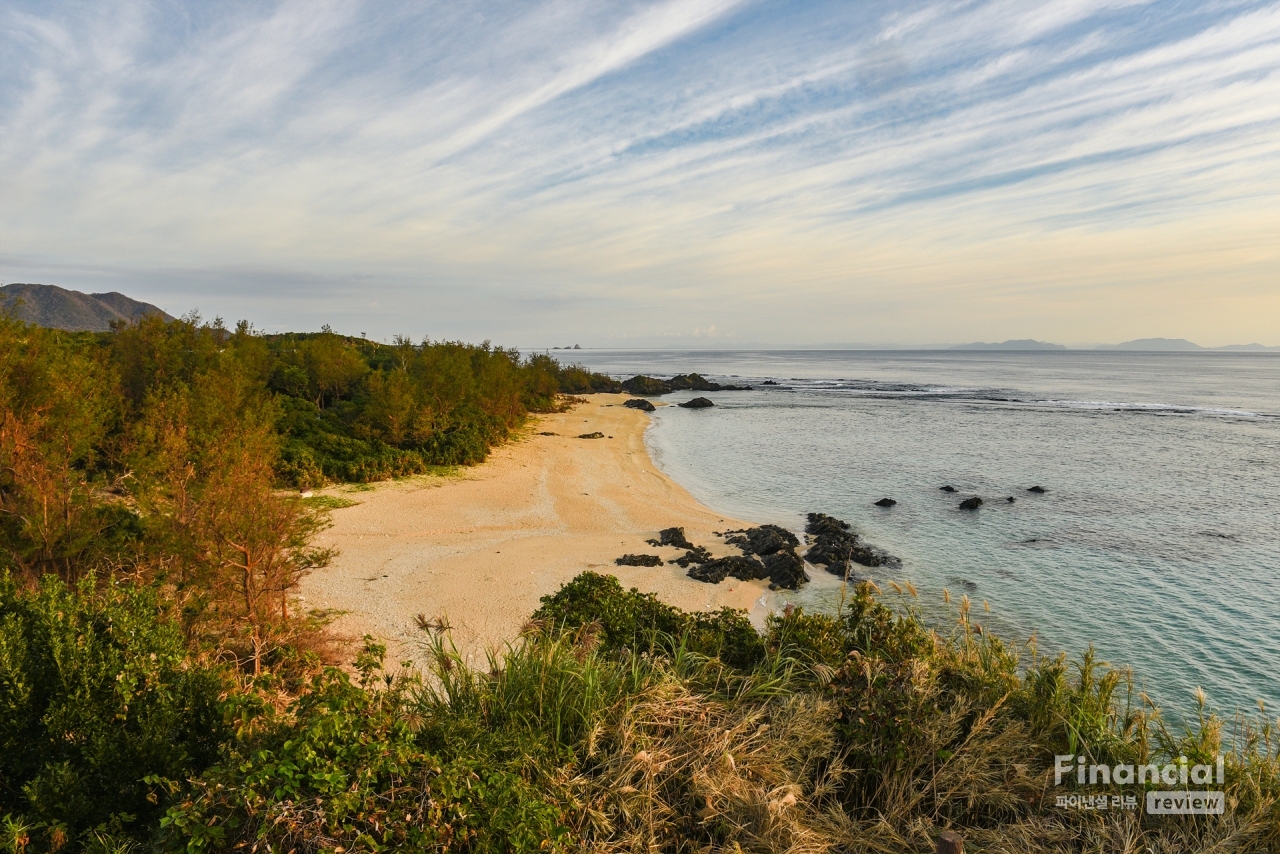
left=951, top=336, right=1278, bottom=352
left=0, top=282, right=171, bottom=332
left=1095, top=337, right=1205, bottom=351
left=950, top=339, right=1067, bottom=351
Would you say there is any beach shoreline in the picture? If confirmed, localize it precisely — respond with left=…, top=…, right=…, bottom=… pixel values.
left=298, top=394, right=772, bottom=663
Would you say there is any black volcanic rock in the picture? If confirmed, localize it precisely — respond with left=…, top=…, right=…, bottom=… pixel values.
left=615, top=554, right=663, bottom=567
left=1006, top=496, right=1016, bottom=503
left=940, top=485, right=957, bottom=493
left=623, top=398, right=656, bottom=411
left=687, top=561, right=728, bottom=584
left=668, top=373, right=721, bottom=391
left=762, top=380, right=778, bottom=385
left=805, top=513, right=851, bottom=538
left=804, top=512, right=897, bottom=570
left=688, top=555, right=767, bottom=584
left=874, top=498, right=897, bottom=507
left=725, top=524, right=799, bottom=556
left=762, top=549, right=809, bottom=590
left=1027, top=486, right=1046, bottom=494
left=673, top=546, right=713, bottom=567
left=621, top=375, right=673, bottom=395
left=959, top=497, right=983, bottom=510
left=647, top=527, right=694, bottom=549
left=679, top=397, right=714, bottom=409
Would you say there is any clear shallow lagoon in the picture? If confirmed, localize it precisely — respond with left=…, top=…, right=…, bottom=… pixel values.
left=570, top=350, right=1280, bottom=718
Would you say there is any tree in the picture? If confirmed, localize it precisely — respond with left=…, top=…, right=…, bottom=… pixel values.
left=300, top=331, right=367, bottom=409
left=0, top=319, right=125, bottom=581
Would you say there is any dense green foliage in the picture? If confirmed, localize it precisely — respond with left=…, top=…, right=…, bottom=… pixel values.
left=267, top=333, right=610, bottom=485
left=532, top=571, right=767, bottom=669
left=0, top=573, right=226, bottom=845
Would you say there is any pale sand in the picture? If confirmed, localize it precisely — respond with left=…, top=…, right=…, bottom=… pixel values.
left=297, top=395, right=770, bottom=663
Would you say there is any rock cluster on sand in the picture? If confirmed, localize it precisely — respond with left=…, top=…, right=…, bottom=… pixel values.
left=685, top=551, right=807, bottom=590
left=578, top=431, right=605, bottom=439
left=725, top=524, right=799, bottom=555
left=623, top=398, right=656, bottom=411
left=804, top=512, right=897, bottom=576
left=679, top=397, right=714, bottom=409
left=615, top=554, right=663, bottom=567
left=687, top=554, right=766, bottom=584
left=673, top=545, right=712, bottom=567
left=719, top=524, right=808, bottom=590
left=647, top=526, right=694, bottom=550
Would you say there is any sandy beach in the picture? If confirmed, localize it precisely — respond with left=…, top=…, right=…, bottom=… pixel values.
left=298, top=394, right=769, bottom=663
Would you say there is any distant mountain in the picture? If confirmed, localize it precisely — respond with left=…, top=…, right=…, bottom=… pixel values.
left=0, top=283, right=172, bottom=332
left=1098, top=338, right=1204, bottom=351
left=950, top=339, right=1067, bottom=351
left=1213, top=343, right=1280, bottom=352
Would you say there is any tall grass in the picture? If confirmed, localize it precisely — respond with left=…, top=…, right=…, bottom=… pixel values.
left=6, top=569, right=1280, bottom=851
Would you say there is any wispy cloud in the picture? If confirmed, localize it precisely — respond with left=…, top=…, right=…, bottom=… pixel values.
left=1, top=0, right=1277, bottom=345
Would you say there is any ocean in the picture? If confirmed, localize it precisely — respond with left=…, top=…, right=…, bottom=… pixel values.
left=569, top=349, right=1280, bottom=719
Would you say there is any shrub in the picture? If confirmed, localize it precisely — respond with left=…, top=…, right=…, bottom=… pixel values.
left=158, top=642, right=571, bottom=853
left=0, top=573, right=227, bottom=845
left=532, top=572, right=766, bottom=670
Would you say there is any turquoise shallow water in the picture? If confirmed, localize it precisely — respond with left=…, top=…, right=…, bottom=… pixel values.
left=571, top=350, right=1280, bottom=718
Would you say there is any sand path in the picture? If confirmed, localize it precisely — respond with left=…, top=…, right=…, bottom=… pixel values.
left=298, top=395, right=769, bottom=664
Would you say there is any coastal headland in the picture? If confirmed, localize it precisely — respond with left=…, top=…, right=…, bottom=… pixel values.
left=299, top=394, right=768, bottom=661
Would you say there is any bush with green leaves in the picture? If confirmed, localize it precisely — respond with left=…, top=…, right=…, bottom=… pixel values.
left=0, top=573, right=227, bottom=846
left=532, top=571, right=766, bottom=670
left=156, top=641, right=571, bottom=854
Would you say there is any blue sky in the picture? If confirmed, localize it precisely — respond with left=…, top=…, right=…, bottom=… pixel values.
left=2, top=0, right=1278, bottom=346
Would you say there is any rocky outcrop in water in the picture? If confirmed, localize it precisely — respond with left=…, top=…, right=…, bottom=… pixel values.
left=803, top=512, right=897, bottom=573
left=679, top=397, right=714, bottom=409
left=623, top=398, right=656, bottom=411
left=647, top=527, right=694, bottom=549
left=940, top=485, right=957, bottom=493
left=619, top=373, right=748, bottom=397
left=621, top=375, right=672, bottom=395
left=1027, top=485, right=1046, bottom=493
left=959, top=497, right=983, bottom=510
left=875, top=498, right=897, bottom=507
left=666, top=373, right=751, bottom=391
left=762, top=549, right=809, bottom=590
left=615, top=554, right=663, bottom=567
left=724, top=524, right=800, bottom=556
left=667, top=373, right=718, bottom=391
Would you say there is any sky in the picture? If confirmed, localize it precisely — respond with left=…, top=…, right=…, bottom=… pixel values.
left=1, top=0, right=1278, bottom=348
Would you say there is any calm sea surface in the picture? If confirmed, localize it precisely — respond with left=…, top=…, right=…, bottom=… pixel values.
left=569, top=349, right=1280, bottom=718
